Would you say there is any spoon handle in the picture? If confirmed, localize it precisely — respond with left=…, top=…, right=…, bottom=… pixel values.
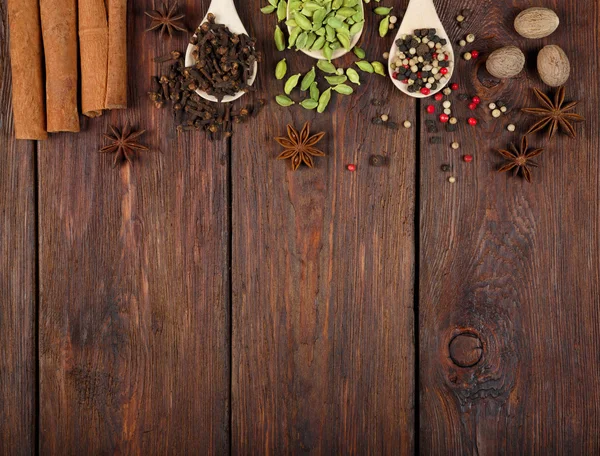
left=207, top=0, right=237, bottom=17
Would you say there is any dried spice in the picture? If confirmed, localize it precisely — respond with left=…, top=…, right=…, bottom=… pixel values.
left=145, top=1, right=187, bottom=39
left=275, top=122, right=326, bottom=171
left=521, top=86, right=584, bottom=139
left=99, top=123, right=149, bottom=167
left=149, top=45, right=265, bottom=139
left=497, top=136, right=544, bottom=183
left=189, top=13, right=259, bottom=101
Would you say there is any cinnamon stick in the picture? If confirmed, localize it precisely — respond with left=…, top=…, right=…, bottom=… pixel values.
left=7, top=0, right=47, bottom=140
left=40, top=0, right=80, bottom=132
left=105, top=0, right=128, bottom=109
left=79, top=0, right=109, bottom=118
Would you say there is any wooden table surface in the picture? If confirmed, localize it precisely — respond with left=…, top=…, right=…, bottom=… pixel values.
left=1, top=0, right=599, bottom=454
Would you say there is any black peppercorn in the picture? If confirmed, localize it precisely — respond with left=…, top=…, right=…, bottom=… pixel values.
left=430, top=136, right=442, bottom=144
left=369, top=155, right=387, bottom=167
left=441, top=164, right=451, bottom=172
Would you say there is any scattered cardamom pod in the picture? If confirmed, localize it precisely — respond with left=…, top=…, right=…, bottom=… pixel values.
left=284, top=73, right=301, bottom=94
left=276, top=0, right=287, bottom=21
left=374, top=6, right=393, bottom=15
left=346, top=68, right=360, bottom=85
left=333, top=84, right=353, bottom=95
left=355, top=60, right=374, bottom=73
left=317, top=88, right=332, bottom=113
left=300, top=99, right=319, bottom=110
left=261, top=5, right=276, bottom=14
left=276, top=94, right=295, bottom=107
left=275, top=58, right=287, bottom=80
left=354, top=47, right=366, bottom=59
left=317, top=60, right=337, bottom=74
left=309, top=82, right=320, bottom=101
left=274, top=25, right=285, bottom=51
left=379, top=15, right=390, bottom=37
left=300, top=67, right=316, bottom=91
left=325, top=75, right=348, bottom=85
left=372, top=61, right=386, bottom=76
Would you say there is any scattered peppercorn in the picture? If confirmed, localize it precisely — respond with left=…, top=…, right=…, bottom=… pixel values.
left=369, top=155, right=387, bottom=167
left=468, top=117, right=478, bottom=126
left=448, top=176, right=456, bottom=183
left=466, top=33, right=475, bottom=43
left=449, top=117, right=458, bottom=124
left=347, top=164, right=357, bottom=171
left=439, top=113, right=449, bottom=123
left=381, top=114, right=389, bottom=122
left=471, top=50, right=479, bottom=59
left=441, top=164, right=451, bottom=171
left=469, top=102, right=477, bottom=110
left=430, top=136, right=442, bottom=144
left=404, top=120, right=412, bottom=128
left=458, top=39, right=466, bottom=47
left=435, top=93, right=444, bottom=101
left=451, top=142, right=460, bottom=149
left=463, top=52, right=472, bottom=61
left=426, top=105, right=435, bottom=113
left=472, top=96, right=481, bottom=104
left=507, top=124, right=516, bottom=132
left=451, top=83, right=459, bottom=90
left=463, top=155, right=473, bottom=162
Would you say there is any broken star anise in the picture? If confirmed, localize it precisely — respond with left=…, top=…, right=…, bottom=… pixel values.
left=275, top=122, right=326, bottom=171
left=145, top=1, right=187, bottom=39
left=100, top=123, right=149, bottom=167
left=497, top=136, right=544, bottom=183
left=521, top=86, right=584, bottom=139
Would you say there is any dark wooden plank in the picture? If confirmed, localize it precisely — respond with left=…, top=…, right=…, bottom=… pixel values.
left=231, top=1, right=415, bottom=453
left=420, top=0, right=600, bottom=453
left=0, top=2, right=36, bottom=453
left=38, top=1, right=229, bottom=453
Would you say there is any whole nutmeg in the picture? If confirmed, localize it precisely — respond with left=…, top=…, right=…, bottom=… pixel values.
left=486, top=46, right=525, bottom=79
left=514, top=7, right=560, bottom=39
left=537, top=45, right=570, bottom=87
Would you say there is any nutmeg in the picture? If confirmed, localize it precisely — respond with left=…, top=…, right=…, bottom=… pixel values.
left=514, top=7, right=560, bottom=39
left=486, top=46, right=525, bottom=79
left=537, top=45, right=570, bottom=87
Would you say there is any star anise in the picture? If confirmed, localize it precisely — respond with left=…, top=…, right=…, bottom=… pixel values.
left=145, top=1, right=187, bottom=39
left=497, top=136, right=544, bottom=183
left=521, top=86, right=584, bottom=139
left=275, top=122, right=326, bottom=171
left=99, top=123, right=149, bottom=167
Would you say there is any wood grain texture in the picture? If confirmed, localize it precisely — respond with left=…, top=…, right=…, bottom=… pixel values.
left=38, top=1, right=230, bottom=453
left=231, top=1, right=415, bottom=453
left=0, top=4, right=36, bottom=453
left=420, top=0, right=600, bottom=453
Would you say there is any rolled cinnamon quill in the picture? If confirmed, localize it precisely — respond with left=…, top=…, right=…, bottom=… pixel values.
left=40, top=0, right=80, bottom=132
left=105, top=0, right=128, bottom=109
left=79, top=0, right=109, bottom=118
left=7, top=0, right=47, bottom=140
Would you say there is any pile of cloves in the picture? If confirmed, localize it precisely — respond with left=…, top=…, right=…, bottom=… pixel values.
left=148, top=50, right=265, bottom=140
left=189, top=13, right=260, bottom=100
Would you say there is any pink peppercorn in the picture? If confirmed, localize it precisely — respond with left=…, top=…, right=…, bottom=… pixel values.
left=439, top=114, right=449, bottom=123
left=426, top=105, right=435, bottom=114
left=468, top=117, right=478, bottom=126
left=468, top=103, right=477, bottom=110
left=472, top=96, right=481, bottom=104
left=434, top=93, right=443, bottom=101
left=471, top=50, right=479, bottom=59
left=451, top=83, right=459, bottom=90
left=463, top=155, right=473, bottom=162
left=420, top=87, right=431, bottom=95
left=347, top=164, right=356, bottom=172
left=440, top=67, right=448, bottom=75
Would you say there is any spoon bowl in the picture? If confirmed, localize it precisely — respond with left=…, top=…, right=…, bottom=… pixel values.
left=185, top=0, right=257, bottom=103
left=388, top=0, right=454, bottom=98
left=286, top=1, right=364, bottom=60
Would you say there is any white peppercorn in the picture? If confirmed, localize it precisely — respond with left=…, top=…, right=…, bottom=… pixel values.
left=403, top=120, right=412, bottom=128
left=466, top=33, right=475, bottom=43
left=507, top=124, right=516, bottom=132
left=451, top=142, right=460, bottom=149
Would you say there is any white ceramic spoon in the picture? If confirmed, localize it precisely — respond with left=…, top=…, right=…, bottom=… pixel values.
left=286, top=1, right=364, bottom=60
left=388, top=0, right=454, bottom=98
left=185, top=0, right=258, bottom=103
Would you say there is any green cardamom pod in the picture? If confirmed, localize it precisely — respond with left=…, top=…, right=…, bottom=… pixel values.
left=323, top=44, right=333, bottom=61
left=337, top=32, right=350, bottom=50
left=374, top=6, right=393, bottom=16
left=284, top=73, right=301, bottom=94
left=333, top=84, right=353, bottom=95
left=346, top=68, right=360, bottom=85
left=311, top=35, right=326, bottom=50
left=274, top=25, right=285, bottom=51
left=379, top=16, right=390, bottom=38
left=276, top=95, right=295, bottom=107
left=317, top=60, right=337, bottom=74
left=355, top=60, right=374, bottom=73
left=277, top=0, right=287, bottom=21
left=332, top=0, right=343, bottom=9
left=268, top=0, right=278, bottom=6
left=353, top=47, right=366, bottom=59
left=301, top=67, right=316, bottom=91
left=309, top=82, right=320, bottom=101
left=325, top=74, right=348, bottom=85
left=295, top=31, right=309, bottom=49
left=336, top=7, right=356, bottom=17
left=317, top=88, right=332, bottom=113
left=305, top=32, right=317, bottom=49
left=349, top=21, right=364, bottom=36
left=261, top=5, right=276, bottom=14
left=288, top=27, right=302, bottom=48
left=300, top=99, right=319, bottom=110
left=327, top=17, right=344, bottom=29
left=294, top=12, right=313, bottom=30
left=372, top=61, right=386, bottom=76
left=275, top=58, right=287, bottom=80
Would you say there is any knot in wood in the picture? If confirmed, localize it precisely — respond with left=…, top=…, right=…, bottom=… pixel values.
left=449, top=333, right=483, bottom=367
